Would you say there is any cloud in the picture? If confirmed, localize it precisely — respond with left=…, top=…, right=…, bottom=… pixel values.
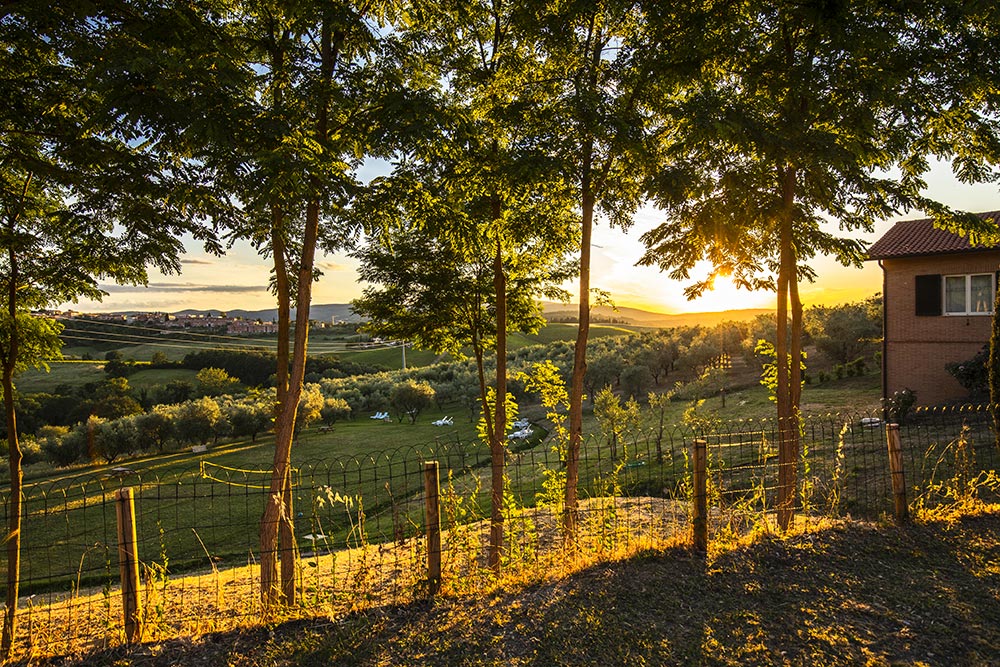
left=100, top=283, right=267, bottom=294
left=318, top=261, right=352, bottom=272
left=181, top=258, right=215, bottom=265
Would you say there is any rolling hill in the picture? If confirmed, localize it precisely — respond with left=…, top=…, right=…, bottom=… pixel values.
left=172, top=303, right=771, bottom=328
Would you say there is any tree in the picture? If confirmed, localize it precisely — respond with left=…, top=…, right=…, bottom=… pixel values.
left=356, top=0, right=579, bottom=569
left=225, top=395, right=273, bottom=444
left=295, top=384, right=325, bottom=434
left=593, top=386, right=641, bottom=460
left=389, top=380, right=436, bottom=424
left=804, top=296, right=882, bottom=365
left=0, top=5, right=213, bottom=653
left=320, top=397, right=352, bottom=425
left=525, top=0, right=663, bottom=538
left=637, top=0, right=986, bottom=530
left=196, top=367, right=242, bottom=397
left=174, top=397, right=222, bottom=446
left=156, top=379, right=196, bottom=406
left=584, top=354, right=623, bottom=402
left=109, top=0, right=427, bottom=605
left=94, top=415, right=140, bottom=463
left=620, top=364, right=654, bottom=400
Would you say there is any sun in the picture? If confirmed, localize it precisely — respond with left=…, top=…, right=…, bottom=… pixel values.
left=686, top=274, right=772, bottom=313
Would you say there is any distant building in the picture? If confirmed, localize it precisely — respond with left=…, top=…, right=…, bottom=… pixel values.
left=227, top=320, right=279, bottom=336
left=868, top=211, right=1000, bottom=405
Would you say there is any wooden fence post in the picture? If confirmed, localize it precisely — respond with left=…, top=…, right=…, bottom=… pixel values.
left=692, top=439, right=708, bottom=551
left=885, top=423, right=909, bottom=525
left=424, top=461, right=441, bottom=595
left=115, top=487, right=142, bottom=643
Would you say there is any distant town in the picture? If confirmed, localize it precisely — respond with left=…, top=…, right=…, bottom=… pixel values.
left=32, top=310, right=345, bottom=337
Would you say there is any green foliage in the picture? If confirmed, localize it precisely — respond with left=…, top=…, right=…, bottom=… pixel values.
left=884, top=389, right=917, bottom=425
left=296, top=384, right=325, bottom=433
left=519, top=360, right=571, bottom=509
left=320, top=398, right=352, bottom=425
left=755, top=340, right=806, bottom=403
left=389, top=380, right=436, bottom=425
left=946, top=345, right=989, bottom=399
left=196, top=367, right=243, bottom=397
left=804, top=296, right=882, bottom=365
left=173, top=397, right=222, bottom=446
left=593, top=387, right=641, bottom=460
left=477, top=387, right=519, bottom=446
left=0, top=314, right=63, bottom=382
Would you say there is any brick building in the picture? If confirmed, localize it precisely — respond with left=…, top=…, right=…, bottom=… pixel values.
left=868, top=212, right=1000, bottom=405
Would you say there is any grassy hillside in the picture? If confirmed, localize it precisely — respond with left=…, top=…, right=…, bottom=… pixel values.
left=54, top=506, right=1000, bottom=666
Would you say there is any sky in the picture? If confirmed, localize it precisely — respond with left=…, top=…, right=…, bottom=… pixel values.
left=65, top=160, right=1000, bottom=316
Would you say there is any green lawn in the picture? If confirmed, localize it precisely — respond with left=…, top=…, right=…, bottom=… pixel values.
left=14, top=361, right=106, bottom=393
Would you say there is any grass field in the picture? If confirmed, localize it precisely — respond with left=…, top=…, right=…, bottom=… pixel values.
left=4, top=371, right=997, bottom=665
left=3, top=372, right=891, bottom=596
left=13, top=361, right=106, bottom=393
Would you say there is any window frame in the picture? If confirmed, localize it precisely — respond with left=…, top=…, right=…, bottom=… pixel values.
left=942, top=272, right=996, bottom=316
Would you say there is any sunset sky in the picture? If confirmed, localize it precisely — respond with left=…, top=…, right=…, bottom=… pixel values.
left=67, top=160, right=1000, bottom=316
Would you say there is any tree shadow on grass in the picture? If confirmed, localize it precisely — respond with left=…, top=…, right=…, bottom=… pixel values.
left=45, top=510, right=1000, bottom=667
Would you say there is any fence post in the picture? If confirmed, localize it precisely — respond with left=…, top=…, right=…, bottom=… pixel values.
left=692, top=439, right=708, bottom=551
left=115, top=487, right=142, bottom=643
left=885, top=423, right=909, bottom=525
left=424, top=461, right=442, bottom=595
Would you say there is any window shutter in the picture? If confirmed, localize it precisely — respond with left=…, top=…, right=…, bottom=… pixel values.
left=915, top=274, right=941, bottom=316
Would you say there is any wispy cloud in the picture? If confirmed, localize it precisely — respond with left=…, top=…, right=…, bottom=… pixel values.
left=100, top=283, right=266, bottom=294
left=318, top=261, right=352, bottom=272
left=181, top=258, right=215, bottom=266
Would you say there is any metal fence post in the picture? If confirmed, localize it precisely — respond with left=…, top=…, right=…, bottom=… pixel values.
left=692, top=439, right=708, bottom=551
left=885, top=423, right=908, bottom=525
left=424, top=461, right=442, bottom=595
left=115, top=487, right=142, bottom=643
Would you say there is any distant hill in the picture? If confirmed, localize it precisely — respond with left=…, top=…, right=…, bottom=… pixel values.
left=168, top=303, right=768, bottom=328
left=173, top=304, right=364, bottom=323
left=540, top=303, right=771, bottom=328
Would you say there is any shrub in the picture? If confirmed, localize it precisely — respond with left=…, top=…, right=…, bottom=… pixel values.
left=945, top=345, right=988, bottom=398
left=884, top=388, right=917, bottom=424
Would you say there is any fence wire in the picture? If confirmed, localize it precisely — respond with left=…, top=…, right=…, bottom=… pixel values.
left=0, top=405, right=997, bottom=659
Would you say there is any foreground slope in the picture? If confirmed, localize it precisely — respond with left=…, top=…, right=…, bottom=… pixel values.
left=54, top=507, right=1000, bottom=667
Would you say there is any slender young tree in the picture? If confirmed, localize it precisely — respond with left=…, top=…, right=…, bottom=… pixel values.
left=526, top=0, right=659, bottom=538
left=0, top=4, right=214, bottom=654
left=638, top=0, right=999, bottom=529
left=372, top=0, right=580, bottom=568
left=102, top=0, right=419, bottom=604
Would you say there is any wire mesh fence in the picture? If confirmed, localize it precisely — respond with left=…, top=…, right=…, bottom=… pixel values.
left=1, top=405, right=997, bottom=659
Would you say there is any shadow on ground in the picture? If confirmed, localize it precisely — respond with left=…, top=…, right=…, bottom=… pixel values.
left=39, top=508, right=1000, bottom=667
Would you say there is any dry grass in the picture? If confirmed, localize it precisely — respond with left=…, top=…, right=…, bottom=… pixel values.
left=7, top=496, right=688, bottom=664
left=16, top=501, right=1000, bottom=666
left=45, top=504, right=1000, bottom=667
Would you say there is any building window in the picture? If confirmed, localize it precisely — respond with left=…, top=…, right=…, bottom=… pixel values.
left=943, top=273, right=995, bottom=315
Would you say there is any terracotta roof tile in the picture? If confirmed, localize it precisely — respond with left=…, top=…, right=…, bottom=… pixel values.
left=867, top=211, right=1000, bottom=259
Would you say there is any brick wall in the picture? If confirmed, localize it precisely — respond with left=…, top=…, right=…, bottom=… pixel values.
left=881, top=250, right=1000, bottom=405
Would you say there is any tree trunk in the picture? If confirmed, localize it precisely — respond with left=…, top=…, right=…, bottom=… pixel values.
left=2, top=366, right=21, bottom=659
left=776, top=166, right=798, bottom=531
left=990, top=286, right=1000, bottom=446
left=2, top=239, right=21, bottom=658
left=260, top=16, right=337, bottom=609
left=565, top=141, right=595, bottom=541
left=488, top=214, right=507, bottom=572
